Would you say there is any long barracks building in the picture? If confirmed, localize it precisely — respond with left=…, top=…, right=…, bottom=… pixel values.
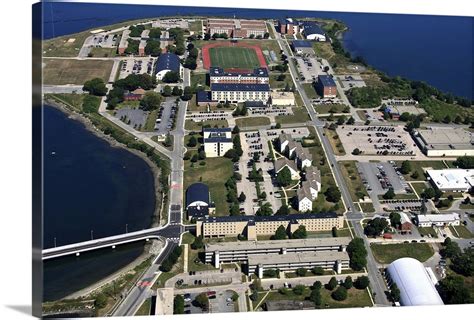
left=209, top=67, right=269, bottom=84
left=210, top=83, right=270, bottom=103
left=195, top=212, right=344, bottom=240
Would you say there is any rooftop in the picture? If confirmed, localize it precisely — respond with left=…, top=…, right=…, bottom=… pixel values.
left=416, top=127, right=473, bottom=151
left=318, top=75, right=336, bottom=87
left=301, top=21, right=325, bottom=36
left=426, top=169, right=474, bottom=190
left=210, top=83, right=270, bottom=92
left=247, top=250, right=349, bottom=265
left=274, top=157, right=298, bottom=173
left=198, top=212, right=339, bottom=223
left=292, top=40, right=313, bottom=48
left=210, top=67, right=269, bottom=78
left=186, top=182, right=210, bottom=208
left=155, top=53, right=181, bottom=73
left=417, top=213, right=460, bottom=223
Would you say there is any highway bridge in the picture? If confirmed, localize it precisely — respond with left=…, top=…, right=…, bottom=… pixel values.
left=42, top=224, right=184, bottom=260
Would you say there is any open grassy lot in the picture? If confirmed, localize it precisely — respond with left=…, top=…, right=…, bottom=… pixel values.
left=395, top=160, right=449, bottom=181
left=43, top=32, right=91, bottom=57
left=275, top=107, right=310, bottom=124
left=235, top=117, right=270, bottom=128
left=89, top=47, right=117, bottom=57
left=302, top=83, right=318, bottom=99
left=135, top=298, right=151, bottom=316
left=185, top=119, right=229, bottom=131
left=417, top=227, right=438, bottom=238
left=189, top=19, right=203, bottom=33
left=410, top=182, right=429, bottom=197
left=449, top=225, right=474, bottom=239
left=377, top=193, right=418, bottom=201
left=143, top=110, right=157, bottom=132
left=324, top=129, right=346, bottom=155
left=269, top=73, right=292, bottom=89
left=359, top=202, right=375, bottom=213
left=370, top=243, right=434, bottom=264
left=315, top=104, right=348, bottom=114
left=338, top=161, right=368, bottom=202
left=183, top=157, right=234, bottom=215
left=43, top=59, right=114, bottom=85
left=209, top=46, right=260, bottom=69
left=188, top=248, right=216, bottom=272
left=190, top=72, right=209, bottom=89
left=420, top=98, right=474, bottom=122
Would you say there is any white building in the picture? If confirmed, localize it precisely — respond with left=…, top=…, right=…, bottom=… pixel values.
left=274, top=158, right=300, bottom=180
left=305, top=167, right=321, bottom=199
left=279, top=133, right=291, bottom=153
left=270, top=91, right=296, bottom=106
left=295, top=144, right=312, bottom=169
left=386, top=258, right=444, bottom=306
left=209, top=67, right=269, bottom=84
left=210, top=83, right=270, bottom=103
left=413, top=127, right=474, bottom=157
left=426, top=169, right=474, bottom=192
left=415, top=213, right=461, bottom=227
left=300, top=22, right=326, bottom=41
left=203, top=128, right=233, bottom=157
left=297, top=187, right=313, bottom=212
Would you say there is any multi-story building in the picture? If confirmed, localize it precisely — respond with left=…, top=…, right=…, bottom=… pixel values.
left=316, top=75, right=337, bottom=98
left=207, top=18, right=267, bottom=38
left=155, top=53, right=182, bottom=81
left=202, top=127, right=233, bottom=157
left=304, top=167, right=322, bottom=198
left=277, top=18, right=299, bottom=35
left=210, top=83, right=270, bottom=103
left=412, top=127, right=474, bottom=157
left=195, top=212, right=345, bottom=240
left=300, top=21, right=326, bottom=41
left=274, top=158, right=300, bottom=180
left=118, top=29, right=131, bottom=55
left=138, top=39, right=147, bottom=56
left=297, top=187, right=313, bottom=212
left=209, top=67, right=269, bottom=84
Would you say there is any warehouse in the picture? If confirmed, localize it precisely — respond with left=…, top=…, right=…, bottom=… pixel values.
left=316, top=75, right=337, bottom=98
left=385, top=258, right=444, bottom=306
left=412, top=127, right=474, bottom=157
left=415, top=213, right=461, bottom=227
left=186, top=183, right=213, bottom=219
left=210, top=83, right=270, bottom=103
left=426, top=169, right=474, bottom=192
left=155, top=53, right=182, bottom=80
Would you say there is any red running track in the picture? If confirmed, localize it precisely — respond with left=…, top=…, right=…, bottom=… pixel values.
left=201, top=41, right=268, bottom=70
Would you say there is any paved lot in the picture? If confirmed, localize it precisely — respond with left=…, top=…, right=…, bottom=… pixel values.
left=357, top=162, right=408, bottom=194
left=155, top=98, right=178, bottom=134
left=295, top=56, right=321, bottom=83
left=119, top=57, right=156, bottom=79
left=114, top=108, right=148, bottom=129
left=335, top=74, right=366, bottom=91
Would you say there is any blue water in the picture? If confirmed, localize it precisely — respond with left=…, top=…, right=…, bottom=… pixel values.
left=42, top=2, right=473, bottom=99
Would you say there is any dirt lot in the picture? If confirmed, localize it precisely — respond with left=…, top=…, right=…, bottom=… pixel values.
left=43, top=59, right=114, bottom=85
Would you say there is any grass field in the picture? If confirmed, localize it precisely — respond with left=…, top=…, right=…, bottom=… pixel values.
left=417, top=227, right=438, bottom=238
left=370, top=243, right=434, bottom=264
left=183, top=157, right=234, bottom=215
left=135, top=298, right=151, bottom=316
left=43, top=59, right=114, bottom=85
left=410, top=182, right=429, bottom=197
left=185, top=119, right=229, bottom=131
left=395, top=160, right=449, bottom=181
left=143, top=110, right=158, bottom=132
left=315, top=104, right=349, bottom=114
left=359, top=202, right=375, bottom=213
left=338, top=161, right=368, bottom=202
left=43, top=33, right=91, bottom=57
left=235, top=117, right=270, bottom=128
left=325, top=129, right=346, bottom=155
left=275, top=107, right=309, bottom=124
left=449, top=225, right=474, bottom=239
left=209, top=46, right=260, bottom=69
left=89, top=47, right=117, bottom=57
left=302, top=83, right=319, bottom=99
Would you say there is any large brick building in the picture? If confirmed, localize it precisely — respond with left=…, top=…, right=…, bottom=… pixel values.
left=316, top=75, right=337, bottom=98
left=207, top=18, right=267, bottom=38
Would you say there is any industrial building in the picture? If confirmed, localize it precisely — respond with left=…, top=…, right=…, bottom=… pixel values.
left=385, top=258, right=444, bottom=306
left=426, top=169, right=474, bottom=192
left=209, top=67, right=269, bottom=84
left=291, top=40, right=315, bottom=55
left=155, top=53, right=182, bottom=81
left=210, top=83, right=270, bottom=103
left=202, top=127, right=233, bottom=157
left=316, top=75, right=337, bottom=98
left=185, top=182, right=214, bottom=219
left=205, top=237, right=351, bottom=276
left=207, top=18, right=267, bottom=38
left=412, top=127, right=474, bottom=157
left=415, top=213, right=461, bottom=227
left=195, top=212, right=344, bottom=240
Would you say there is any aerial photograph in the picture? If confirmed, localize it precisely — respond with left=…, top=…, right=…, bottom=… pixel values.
left=38, top=1, right=473, bottom=318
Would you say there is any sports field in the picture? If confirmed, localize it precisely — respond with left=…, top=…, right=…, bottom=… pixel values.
left=208, top=47, right=260, bottom=69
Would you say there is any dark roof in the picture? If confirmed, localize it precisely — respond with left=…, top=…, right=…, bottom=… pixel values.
left=186, top=183, right=210, bottom=208
left=245, top=101, right=265, bottom=108
left=203, top=127, right=231, bottom=132
left=211, top=83, right=270, bottom=92
left=188, top=206, right=209, bottom=218
left=155, top=53, right=181, bottom=73
left=292, top=40, right=313, bottom=48
left=302, top=22, right=325, bottom=36
left=318, top=75, right=336, bottom=87
left=204, top=137, right=232, bottom=143
left=196, top=91, right=213, bottom=103
left=209, top=67, right=269, bottom=78
left=197, top=212, right=338, bottom=223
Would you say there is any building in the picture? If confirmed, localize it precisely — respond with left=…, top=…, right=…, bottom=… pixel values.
left=196, top=91, right=219, bottom=106
left=316, top=75, right=337, bottom=98
left=412, top=127, right=474, bottom=157
left=291, top=40, right=315, bottom=55
left=274, top=158, right=300, bottom=180
left=300, top=21, right=326, bottom=41
left=155, top=53, right=182, bottom=81
left=138, top=39, right=147, bottom=56
left=123, top=88, right=146, bottom=101
left=207, top=18, right=267, bottom=38
left=304, top=167, right=322, bottom=198
left=277, top=18, right=299, bottom=35
left=295, top=144, right=312, bottom=169
left=186, top=182, right=213, bottom=219
left=415, top=213, right=461, bottom=227
left=210, top=83, right=270, bottom=103
left=297, top=186, right=313, bottom=212
left=118, top=29, right=131, bottom=55
left=278, top=134, right=292, bottom=153
left=209, top=67, right=269, bottom=84
left=385, top=258, right=444, bottom=306
left=426, top=169, right=474, bottom=192
left=195, top=212, right=345, bottom=240
left=399, top=212, right=412, bottom=233
left=140, top=29, right=150, bottom=39
left=202, top=127, right=233, bottom=157
left=270, top=91, right=296, bottom=106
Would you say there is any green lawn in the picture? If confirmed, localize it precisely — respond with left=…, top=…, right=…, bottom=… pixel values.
left=190, top=72, right=209, bottom=89
left=410, top=182, right=429, bottom=197
left=370, top=243, right=434, bottom=264
left=188, top=248, right=216, bottom=272
left=235, top=117, right=270, bottom=128
left=143, top=110, right=158, bottom=131
left=275, top=107, right=310, bottom=124
left=338, top=161, right=367, bottom=202
left=43, top=59, right=114, bottom=85
left=460, top=203, right=474, bottom=209
left=396, top=160, right=449, bottom=181
left=302, top=83, right=318, bottom=99
left=378, top=193, right=418, bottom=201
left=181, top=232, right=195, bottom=245
left=417, top=227, right=438, bottom=238
left=183, top=157, right=234, bottom=215
left=449, top=225, right=474, bottom=239
left=315, top=104, right=349, bottom=114
left=185, top=119, right=229, bottom=131
left=269, top=73, right=292, bottom=89
left=209, top=46, right=260, bottom=69
left=135, top=298, right=151, bottom=316
left=89, top=47, right=117, bottom=57
left=359, top=202, right=375, bottom=213
left=420, top=98, right=474, bottom=123
left=325, top=129, right=346, bottom=155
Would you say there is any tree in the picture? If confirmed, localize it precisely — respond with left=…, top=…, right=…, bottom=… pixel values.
left=162, top=71, right=180, bottom=83
left=174, top=295, right=185, bottom=314
left=326, top=277, right=338, bottom=290
left=277, top=167, right=292, bottom=187
left=309, top=288, right=322, bottom=307
left=191, top=235, right=203, bottom=250
left=232, top=125, right=240, bottom=134
left=293, top=284, right=306, bottom=295
left=249, top=290, right=259, bottom=301
left=198, top=150, right=206, bottom=160
left=237, top=191, right=247, bottom=203
left=256, top=202, right=273, bottom=216
left=83, top=78, right=107, bottom=96
left=332, top=286, right=348, bottom=301
left=94, top=293, right=107, bottom=309
left=383, top=188, right=395, bottom=199
left=224, top=149, right=240, bottom=162
left=273, top=225, right=287, bottom=240
left=451, top=247, right=473, bottom=276
left=390, top=283, right=400, bottom=302
left=400, top=160, right=412, bottom=174
left=422, top=187, right=436, bottom=199
left=172, top=86, right=183, bottom=96
left=311, top=266, right=324, bottom=275
left=332, top=226, right=338, bottom=237
left=263, top=269, right=279, bottom=278
left=162, top=85, right=172, bottom=96
left=389, top=212, right=401, bottom=228
left=346, top=116, right=355, bottom=125
left=347, top=238, right=368, bottom=271
left=194, top=293, right=209, bottom=309
left=190, top=153, right=199, bottom=163
left=276, top=204, right=290, bottom=215
left=145, top=39, right=161, bottom=56
left=343, top=276, right=353, bottom=289
left=336, top=115, right=347, bottom=125
left=352, top=148, right=361, bottom=155
left=354, top=276, right=370, bottom=290
left=437, top=275, right=473, bottom=304
left=325, top=186, right=341, bottom=203
left=231, top=292, right=239, bottom=302
left=292, top=225, right=307, bottom=239
left=296, top=268, right=307, bottom=277
left=454, top=156, right=474, bottom=169
left=182, top=86, right=193, bottom=101
left=364, top=217, right=389, bottom=238
left=140, top=91, right=162, bottom=111
left=187, top=136, right=197, bottom=147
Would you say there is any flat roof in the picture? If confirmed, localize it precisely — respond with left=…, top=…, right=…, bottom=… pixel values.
left=417, top=213, right=460, bottom=223
left=203, top=127, right=232, bottom=132
left=210, top=67, right=269, bottom=77
left=211, top=83, right=270, bottom=92
left=416, top=127, right=473, bottom=151
left=248, top=251, right=349, bottom=265
left=292, top=40, right=313, bottom=48
left=198, top=212, right=339, bottom=223
left=318, top=75, right=336, bottom=87
left=427, top=169, right=474, bottom=190
left=205, top=237, right=351, bottom=252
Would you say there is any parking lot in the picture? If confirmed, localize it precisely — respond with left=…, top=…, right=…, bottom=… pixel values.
left=335, top=74, right=366, bottom=91
left=90, top=33, right=118, bottom=48
left=114, top=108, right=148, bottom=129
left=181, top=289, right=236, bottom=314
left=119, top=57, right=155, bottom=79
left=336, top=125, right=418, bottom=156
left=357, top=161, right=410, bottom=195
left=155, top=98, right=178, bottom=134
left=295, top=56, right=321, bottom=83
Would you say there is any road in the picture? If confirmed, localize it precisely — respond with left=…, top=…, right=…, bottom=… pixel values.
left=272, top=23, right=390, bottom=306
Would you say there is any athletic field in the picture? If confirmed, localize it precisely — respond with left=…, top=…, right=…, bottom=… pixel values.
left=208, top=46, right=261, bottom=69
